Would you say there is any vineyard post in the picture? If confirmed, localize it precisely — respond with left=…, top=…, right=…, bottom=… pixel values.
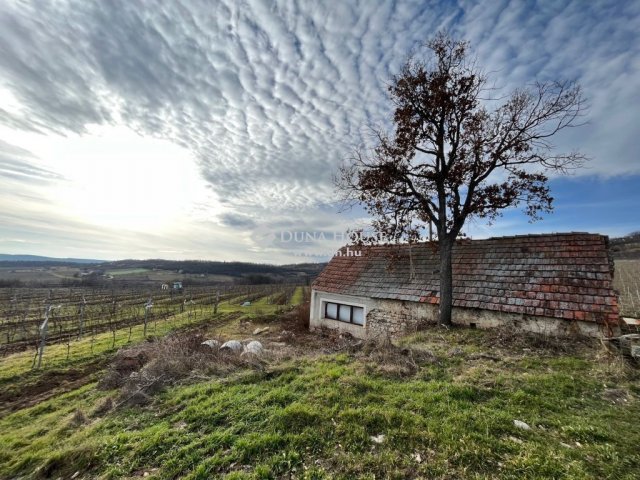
left=78, top=295, right=87, bottom=339
left=7, top=295, right=17, bottom=343
left=36, top=304, right=59, bottom=369
left=144, top=297, right=153, bottom=337
left=21, top=300, right=30, bottom=341
left=108, top=306, right=115, bottom=348
left=214, top=290, right=219, bottom=315
left=187, top=297, right=195, bottom=321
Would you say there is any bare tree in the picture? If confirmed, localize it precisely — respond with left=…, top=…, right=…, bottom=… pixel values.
left=337, top=32, right=587, bottom=326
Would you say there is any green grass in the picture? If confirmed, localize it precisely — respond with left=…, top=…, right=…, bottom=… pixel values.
left=0, top=288, right=308, bottom=386
left=289, top=286, right=305, bottom=306
left=0, top=289, right=307, bottom=413
left=1, top=326, right=638, bottom=479
left=0, top=310, right=221, bottom=386
left=106, top=268, right=151, bottom=276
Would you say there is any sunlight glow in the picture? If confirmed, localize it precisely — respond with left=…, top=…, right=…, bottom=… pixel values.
left=0, top=86, right=22, bottom=114
left=38, top=125, right=213, bottom=231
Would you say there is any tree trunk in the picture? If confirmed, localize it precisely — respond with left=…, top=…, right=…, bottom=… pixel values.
left=438, top=236, right=453, bottom=326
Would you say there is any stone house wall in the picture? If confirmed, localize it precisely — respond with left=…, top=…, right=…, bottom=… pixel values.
left=310, top=289, right=610, bottom=339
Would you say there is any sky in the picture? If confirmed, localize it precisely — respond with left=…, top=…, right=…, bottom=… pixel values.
left=0, top=0, right=639, bottom=263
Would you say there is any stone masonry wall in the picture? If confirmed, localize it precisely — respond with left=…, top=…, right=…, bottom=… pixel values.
left=365, top=300, right=436, bottom=340
left=310, top=289, right=612, bottom=340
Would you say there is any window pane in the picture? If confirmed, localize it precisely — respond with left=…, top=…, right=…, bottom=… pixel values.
left=352, top=307, right=364, bottom=325
left=325, top=302, right=337, bottom=319
left=338, top=304, right=351, bottom=322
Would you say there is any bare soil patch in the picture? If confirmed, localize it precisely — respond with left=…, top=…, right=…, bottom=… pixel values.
left=0, top=358, right=106, bottom=415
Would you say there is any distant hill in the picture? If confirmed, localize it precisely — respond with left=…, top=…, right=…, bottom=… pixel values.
left=0, top=255, right=327, bottom=287
left=102, top=259, right=326, bottom=279
left=610, top=232, right=640, bottom=259
left=0, top=254, right=103, bottom=264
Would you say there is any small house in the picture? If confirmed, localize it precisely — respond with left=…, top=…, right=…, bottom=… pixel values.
left=310, top=233, right=620, bottom=339
left=173, top=281, right=183, bottom=290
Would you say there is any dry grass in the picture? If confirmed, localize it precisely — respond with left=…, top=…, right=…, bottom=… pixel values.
left=355, top=339, right=439, bottom=378
left=68, top=408, right=88, bottom=427
left=3, top=319, right=639, bottom=480
left=471, top=323, right=596, bottom=354
left=98, top=332, right=268, bottom=406
left=614, top=259, right=640, bottom=317
left=293, top=299, right=310, bottom=330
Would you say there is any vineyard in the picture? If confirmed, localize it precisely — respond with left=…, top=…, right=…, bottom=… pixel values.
left=613, top=259, right=640, bottom=318
left=0, top=276, right=638, bottom=478
left=0, top=284, right=302, bottom=368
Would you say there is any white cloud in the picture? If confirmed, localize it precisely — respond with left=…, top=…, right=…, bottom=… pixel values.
left=0, top=0, right=638, bottom=260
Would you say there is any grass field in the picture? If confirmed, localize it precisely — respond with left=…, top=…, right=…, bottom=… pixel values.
left=0, top=286, right=306, bottom=416
left=1, top=292, right=638, bottom=479
left=105, top=268, right=151, bottom=276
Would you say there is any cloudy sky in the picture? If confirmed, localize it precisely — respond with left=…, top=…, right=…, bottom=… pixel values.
left=0, top=0, right=639, bottom=263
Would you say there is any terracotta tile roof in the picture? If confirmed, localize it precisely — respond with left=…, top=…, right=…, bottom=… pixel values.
left=312, top=233, right=619, bottom=324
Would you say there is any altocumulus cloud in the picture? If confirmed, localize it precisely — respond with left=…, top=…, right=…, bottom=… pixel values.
left=0, top=0, right=638, bottom=261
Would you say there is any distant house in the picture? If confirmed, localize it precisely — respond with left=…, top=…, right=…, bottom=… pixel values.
left=173, top=281, right=183, bottom=290
left=161, top=283, right=169, bottom=290
left=310, top=233, right=620, bottom=339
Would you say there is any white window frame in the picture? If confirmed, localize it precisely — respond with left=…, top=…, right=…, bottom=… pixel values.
left=322, top=300, right=366, bottom=326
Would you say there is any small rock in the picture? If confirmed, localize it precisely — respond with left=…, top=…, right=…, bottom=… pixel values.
left=559, top=442, right=573, bottom=449
left=201, top=339, right=220, bottom=349
left=243, top=340, right=264, bottom=356
left=252, top=327, right=270, bottom=335
left=513, top=420, right=531, bottom=430
left=411, top=452, right=423, bottom=463
left=370, top=434, right=385, bottom=444
left=276, top=330, right=295, bottom=342
left=241, top=301, right=251, bottom=306
left=71, top=472, right=80, bottom=479
left=220, top=340, right=243, bottom=352
left=508, top=436, right=523, bottom=444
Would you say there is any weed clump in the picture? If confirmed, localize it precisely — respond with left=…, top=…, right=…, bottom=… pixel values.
left=68, top=409, right=87, bottom=427
left=99, top=333, right=268, bottom=407
left=356, top=340, right=439, bottom=378
left=475, top=325, right=595, bottom=354
left=91, top=397, right=113, bottom=417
